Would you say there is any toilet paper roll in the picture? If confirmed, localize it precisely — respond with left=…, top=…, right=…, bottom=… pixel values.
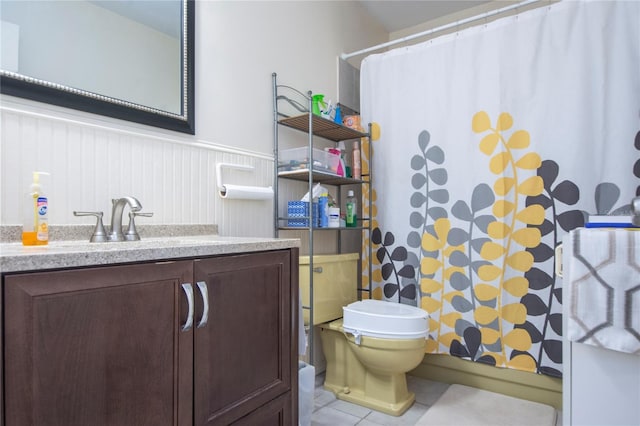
left=219, top=184, right=273, bottom=200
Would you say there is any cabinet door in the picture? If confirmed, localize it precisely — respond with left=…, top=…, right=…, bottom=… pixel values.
left=193, top=250, right=297, bottom=425
left=231, top=392, right=293, bottom=426
left=3, top=261, right=194, bottom=426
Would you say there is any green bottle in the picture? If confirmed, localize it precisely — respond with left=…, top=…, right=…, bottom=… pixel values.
left=345, top=190, right=357, bottom=228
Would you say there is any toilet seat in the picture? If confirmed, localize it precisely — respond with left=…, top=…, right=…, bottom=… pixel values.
left=342, top=299, right=428, bottom=340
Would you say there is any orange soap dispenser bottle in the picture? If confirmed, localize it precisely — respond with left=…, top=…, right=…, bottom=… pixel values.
left=22, top=171, right=49, bottom=246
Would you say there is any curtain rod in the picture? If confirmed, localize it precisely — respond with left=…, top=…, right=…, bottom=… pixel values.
left=341, top=0, right=540, bottom=60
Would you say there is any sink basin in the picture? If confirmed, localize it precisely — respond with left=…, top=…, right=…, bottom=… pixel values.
left=12, top=236, right=225, bottom=254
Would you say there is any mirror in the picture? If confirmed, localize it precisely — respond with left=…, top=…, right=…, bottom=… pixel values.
left=0, top=0, right=195, bottom=134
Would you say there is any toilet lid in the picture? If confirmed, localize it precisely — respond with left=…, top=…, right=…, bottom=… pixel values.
left=343, top=299, right=428, bottom=339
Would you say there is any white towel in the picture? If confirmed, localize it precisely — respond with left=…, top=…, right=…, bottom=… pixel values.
left=565, top=228, right=640, bottom=355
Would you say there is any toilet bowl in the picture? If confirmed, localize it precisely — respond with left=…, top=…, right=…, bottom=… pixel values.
left=319, top=299, right=428, bottom=416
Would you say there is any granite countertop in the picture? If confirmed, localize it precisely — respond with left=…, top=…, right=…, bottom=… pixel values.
left=0, top=225, right=300, bottom=273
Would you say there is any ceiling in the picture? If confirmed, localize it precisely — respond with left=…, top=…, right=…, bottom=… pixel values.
left=359, top=0, right=493, bottom=33
left=89, top=1, right=492, bottom=40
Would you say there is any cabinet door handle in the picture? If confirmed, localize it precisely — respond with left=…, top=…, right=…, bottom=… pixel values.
left=196, top=281, right=209, bottom=328
left=181, top=283, right=194, bottom=332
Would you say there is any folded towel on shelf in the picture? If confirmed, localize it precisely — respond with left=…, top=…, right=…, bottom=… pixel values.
left=565, top=228, right=640, bottom=355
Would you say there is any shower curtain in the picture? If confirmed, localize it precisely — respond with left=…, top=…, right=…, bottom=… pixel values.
left=360, top=0, right=640, bottom=377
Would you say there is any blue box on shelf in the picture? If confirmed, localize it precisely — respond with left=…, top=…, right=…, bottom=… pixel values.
left=287, top=201, right=318, bottom=227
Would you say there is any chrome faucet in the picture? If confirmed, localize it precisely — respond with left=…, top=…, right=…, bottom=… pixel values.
left=108, top=197, right=142, bottom=241
left=74, top=196, right=151, bottom=242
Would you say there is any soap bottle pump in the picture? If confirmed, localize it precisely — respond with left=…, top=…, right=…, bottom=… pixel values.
left=22, top=171, right=50, bottom=246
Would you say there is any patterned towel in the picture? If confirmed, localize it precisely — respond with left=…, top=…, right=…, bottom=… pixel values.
left=566, top=228, right=640, bottom=355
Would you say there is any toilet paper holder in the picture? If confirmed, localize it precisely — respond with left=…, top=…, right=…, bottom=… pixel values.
left=216, top=162, right=254, bottom=192
left=215, top=162, right=273, bottom=200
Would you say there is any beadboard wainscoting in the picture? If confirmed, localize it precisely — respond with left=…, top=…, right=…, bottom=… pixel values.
left=0, top=97, right=274, bottom=238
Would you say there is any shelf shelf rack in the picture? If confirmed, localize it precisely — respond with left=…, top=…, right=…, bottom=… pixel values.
left=272, top=73, right=372, bottom=366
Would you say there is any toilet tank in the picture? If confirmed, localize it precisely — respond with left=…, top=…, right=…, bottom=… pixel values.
left=299, top=253, right=359, bottom=325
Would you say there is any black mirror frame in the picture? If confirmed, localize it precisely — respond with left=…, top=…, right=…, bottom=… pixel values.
left=0, top=0, right=195, bottom=135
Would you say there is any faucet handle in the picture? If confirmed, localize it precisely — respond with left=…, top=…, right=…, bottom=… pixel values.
left=125, top=211, right=153, bottom=241
left=73, top=211, right=108, bottom=243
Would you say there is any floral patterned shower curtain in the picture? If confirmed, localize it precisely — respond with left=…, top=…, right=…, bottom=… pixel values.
left=360, top=0, right=640, bottom=377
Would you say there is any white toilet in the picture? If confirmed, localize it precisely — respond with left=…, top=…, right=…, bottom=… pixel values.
left=319, top=299, right=428, bottom=416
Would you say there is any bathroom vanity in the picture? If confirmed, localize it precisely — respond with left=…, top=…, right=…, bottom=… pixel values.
left=0, top=234, right=299, bottom=426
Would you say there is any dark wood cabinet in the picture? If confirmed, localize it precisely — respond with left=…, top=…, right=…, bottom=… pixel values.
left=231, top=393, right=293, bottom=426
left=4, top=260, right=194, bottom=426
left=193, top=252, right=295, bottom=425
left=1, top=249, right=298, bottom=426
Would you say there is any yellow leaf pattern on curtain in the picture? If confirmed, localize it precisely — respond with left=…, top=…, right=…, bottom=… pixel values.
left=415, top=112, right=548, bottom=368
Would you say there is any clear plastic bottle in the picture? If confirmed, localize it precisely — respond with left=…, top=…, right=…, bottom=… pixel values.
left=338, top=141, right=349, bottom=178
left=345, top=190, right=357, bottom=228
left=22, top=171, right=49, bottom=246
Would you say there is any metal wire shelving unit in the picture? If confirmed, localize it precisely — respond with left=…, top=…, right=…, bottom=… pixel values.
left=272, top=73, right=373, bottom=366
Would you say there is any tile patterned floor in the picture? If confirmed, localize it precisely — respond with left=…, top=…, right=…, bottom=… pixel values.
left=310, top=374, right=562, bottom=426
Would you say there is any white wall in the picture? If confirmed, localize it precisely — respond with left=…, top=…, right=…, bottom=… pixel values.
left=0, top=1, right=387, bottom=238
